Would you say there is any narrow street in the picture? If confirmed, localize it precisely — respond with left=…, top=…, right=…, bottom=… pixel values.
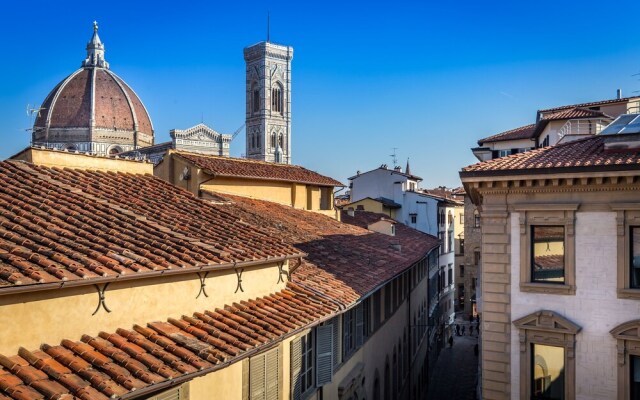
left=426, top=326, right=479, bottom=400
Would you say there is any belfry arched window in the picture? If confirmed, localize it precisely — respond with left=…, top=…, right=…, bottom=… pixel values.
left=271, top=132, right=276, bottom=148
left=279, top=133, right=284, bottom=148
left=272, top=83, right=283, bottom=114
left=251, top=82, right=259, bottom=114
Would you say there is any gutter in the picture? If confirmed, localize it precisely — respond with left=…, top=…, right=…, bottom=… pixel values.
left=459, top=163, right=640, bottom=179
left=0, top=253, right=306, bottom=298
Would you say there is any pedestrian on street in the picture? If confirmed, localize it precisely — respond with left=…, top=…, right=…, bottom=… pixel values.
left=469, top=324, right=474, bottom=335
left=461, top=325, right=466, bottom=336
left=469, top=314, right=474, bottom=324
left=448, top=336, right=454, bottom=348
left=456, top=324, right=460, bottom=336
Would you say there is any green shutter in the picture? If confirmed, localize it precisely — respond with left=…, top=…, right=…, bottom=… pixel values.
left=316, top=324, right=333, bottom=386
left=290, top=338, right=303, bottom=400
left=355, top=304, right=364, bottom=347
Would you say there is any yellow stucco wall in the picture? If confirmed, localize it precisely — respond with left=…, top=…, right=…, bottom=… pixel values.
left=346, top=198, right=398, bottom=218
left=201, top=177, right=294, bottom=206
left=11, top=148, right=153, bottom=174
left=0, top=261, right=288, bottom=355
left=189, top=361, right=245, bottom=400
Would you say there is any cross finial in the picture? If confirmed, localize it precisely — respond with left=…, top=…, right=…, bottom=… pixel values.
left=93, top=21, right=98, bottom=32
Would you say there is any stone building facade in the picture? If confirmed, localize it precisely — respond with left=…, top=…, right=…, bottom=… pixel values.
left=461, top=131, right=640, bottom=400
left=32, top=22, right=154, bottom=156
left=244, top=41, right=293, bottom=164
left=462, top=193, right=480, bottom=317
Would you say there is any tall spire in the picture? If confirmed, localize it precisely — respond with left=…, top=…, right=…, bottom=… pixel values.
left=406, top=158, right=411, bottom=175
left=82, top=21, right=109, bottom=69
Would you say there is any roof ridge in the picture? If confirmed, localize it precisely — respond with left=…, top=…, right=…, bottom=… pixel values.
left=174, top=150, right=307, bottom=169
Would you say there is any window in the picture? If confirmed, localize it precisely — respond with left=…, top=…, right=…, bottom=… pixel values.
left=272, top=86, right=283, bottom=113
left=460, top=265, right=465, bottom=277
left=343, top=304, right=365, bottom=359
left=253, top=88, right=260, bottom=113
left=245, top=347, right=281, bottom=400
left=459, top=238, right=465, bottom=254
left=291, top=331, right=314, bottom=398
left=514, top=310, right=581, bottom=400
left=447, top=266, right=453, bottom=286
left=497, top=149, right=510, bottom=157
left=474, top=210, right=480, bottom=228
left=474, top=249, right=481, bottom=266
left=531, top=226, right=565, bottom=284
left=541, top=135, right=550, bottom=147
left=271, top=132, right=276, bottom=148
left=410, top=213, right=417, bottom=224
left=612, top=205, right=640, bottom=299
left=517, top=205, right=577, bottom=295
left=460, top=213, right=464, bottom=224
left=448, top=211, right=453, bottom=225
left=611, top=320, right=640, bottom=400
left=531, top=344, right=564, bottom=399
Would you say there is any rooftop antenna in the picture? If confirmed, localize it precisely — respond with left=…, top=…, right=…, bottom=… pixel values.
left=390, top=148, right=398, bottom=168
left=267, top=11, right=270, bottom=42
left=24, top=104, right=46, bottom=132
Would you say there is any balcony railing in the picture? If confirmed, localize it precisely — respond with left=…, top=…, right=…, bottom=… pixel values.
left=557, top=119, right=609, bottom=139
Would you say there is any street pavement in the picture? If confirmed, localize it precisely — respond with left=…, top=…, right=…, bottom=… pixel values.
left=425, top=324, right=479, bottom=400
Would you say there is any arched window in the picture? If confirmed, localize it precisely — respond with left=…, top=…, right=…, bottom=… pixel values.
left=252, top=82, right=260, bottom=114
left=251, top=133, right=256, bottom=149
left=373, top=369, right=381, bottom=400
left=279, top=133, right=284, bottom=148
left=271, top=132, right=276, bottom=149
left=271, top=84, right=283, bottom=113
left=384, top=357, right=391, bottom=400
left=256, top=134, right=261, bottom=148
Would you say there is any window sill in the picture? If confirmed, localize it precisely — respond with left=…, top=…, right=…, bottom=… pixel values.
left=617, top=288, right=640, bottom=300
left=520, top=282, right=575, bottom=295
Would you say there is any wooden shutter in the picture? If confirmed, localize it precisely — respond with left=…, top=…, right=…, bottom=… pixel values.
left=332, top=317, right=340, bottom=367
left=147, top=384, right=189, bottom=400
left=316, top=323, right=333, bottom=386
left=250, top=353, right=266, bottom=400
left=242, top=359, right=250, bottom=400
left=355, top=304, right=364, bottom=347
left=265, top=348, right=279, bottom=400
left=290, top=338, right=303, bottom=400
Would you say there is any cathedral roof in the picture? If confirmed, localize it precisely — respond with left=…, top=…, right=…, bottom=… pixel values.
left=34, top=22, right=153, bottom=145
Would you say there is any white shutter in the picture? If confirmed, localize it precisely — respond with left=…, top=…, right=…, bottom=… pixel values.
left=316, top=324, right=333, bottom=386
left=355, top=304, right=364, bottom=347
left=250, top=353, right=266, bottom=400
left=265, top=348, right=279, bottom=400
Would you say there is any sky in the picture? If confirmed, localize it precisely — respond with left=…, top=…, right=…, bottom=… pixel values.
left=1, top=0, right=640, bottom=188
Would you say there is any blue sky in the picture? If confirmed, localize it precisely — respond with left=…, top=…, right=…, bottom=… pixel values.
left=2, top=0, right=640, bottom=187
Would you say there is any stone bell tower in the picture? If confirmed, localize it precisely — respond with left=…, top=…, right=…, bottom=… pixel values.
left=244, top=41, right=293, bottom=164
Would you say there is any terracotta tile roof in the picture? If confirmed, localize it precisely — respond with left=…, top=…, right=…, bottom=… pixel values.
left=461, top=135, right=640, bottom=175
left=174, top=151, right=344, bottom=187
left=540, top=107, right=611, bottom=121
left=210, top=195, right=439, bottom=303
left=0, top=283, right=338, bottom=400
left=0, top=161, right=302, bottom=292
left=538, top=96, right=640, bottom=113
left=478, top=124, right=537, bottom=144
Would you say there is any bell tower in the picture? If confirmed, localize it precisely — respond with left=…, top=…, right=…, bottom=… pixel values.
left=244, top=41, right=293, bottom=164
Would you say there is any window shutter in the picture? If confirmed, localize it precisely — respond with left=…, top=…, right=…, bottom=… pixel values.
left=242, top=359, right=250, bottom=400
left=316, top=324, right=334, bottom=386
left=290, top=338, right=303, bottom=400
left=265, top=348, right=279, bottom=400
left=355, top=304, right=364, bottom=347
left=250, top=354, right=266, bottom=400
left=332, top=317, right=340, bottom=367
left=147, top=384, right=188, bottom=400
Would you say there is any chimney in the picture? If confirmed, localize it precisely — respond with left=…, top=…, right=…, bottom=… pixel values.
left=617, top=89, right=623, bottom=100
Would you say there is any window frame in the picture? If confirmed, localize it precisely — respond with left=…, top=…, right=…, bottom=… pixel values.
left=530, top=225, right=566, bottom=285
left=612, top=205, right=640, bottom=299
left=610, top=320, right=640, bottom=400
left=513, top=310, right=581, bottom=400
left=516, top=204, right=578, bottom=295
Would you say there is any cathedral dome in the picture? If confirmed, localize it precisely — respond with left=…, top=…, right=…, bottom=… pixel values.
left=33, top=22, right=153, bottom=155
